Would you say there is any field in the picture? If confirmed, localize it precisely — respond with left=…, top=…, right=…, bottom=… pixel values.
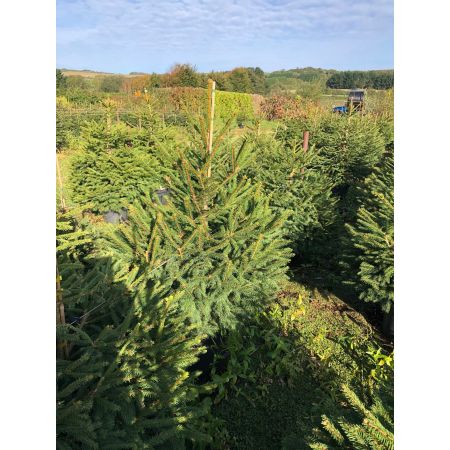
left=61, top=69, right=141, bottom=78
left=56, top=74, right=394, bottom=449
left=319, top=93, right=347, bottom=109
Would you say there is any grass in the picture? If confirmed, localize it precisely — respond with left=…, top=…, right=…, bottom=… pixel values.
left=210, top=281, right=382, bottom=450
left=319, top=94, right=347, bottom=109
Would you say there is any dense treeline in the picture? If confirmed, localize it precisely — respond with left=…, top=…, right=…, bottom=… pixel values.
left=266, top=67, right=337, bottom=82
left=57, top=66, right=394, bottom=100
left=326, top=70, right=394, bottom=89
left=58, top=65, right=267, bottom=95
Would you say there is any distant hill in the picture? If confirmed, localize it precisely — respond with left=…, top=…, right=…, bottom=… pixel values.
left=61, top=69, right=143, bottom=78
left=58, top=66, right=393, bottom=95
left=266, top=67, right=337, bottom=82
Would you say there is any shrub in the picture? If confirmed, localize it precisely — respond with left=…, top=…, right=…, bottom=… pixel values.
left=260, top=95, right=306, bottom=120
left=153, top=87, right=256, bottom=124
left=215, top=90, right=255, bottom=122
left=100, top=75, right=125, bottom=93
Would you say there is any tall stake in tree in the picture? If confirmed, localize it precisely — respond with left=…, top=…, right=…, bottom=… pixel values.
left=56, top=155, right=66, bottom=210
left=300, top=130, right=310, bottom=175
left=302, top=130, right=309, bottom=152
left=206, top=79, right=216, bottom=178
left=56, top=265, right=68, bottom=359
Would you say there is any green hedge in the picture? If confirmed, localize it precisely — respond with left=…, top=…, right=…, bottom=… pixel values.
left=215, top=90, right=255, bottom=121
left=153, top=87, right=256, bottom=122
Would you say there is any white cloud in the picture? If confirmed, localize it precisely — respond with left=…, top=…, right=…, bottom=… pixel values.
left=57, top=0, right=393, bottom=50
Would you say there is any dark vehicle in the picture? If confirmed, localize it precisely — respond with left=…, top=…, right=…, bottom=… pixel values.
left=333, top=89, right=365, bottom=114
left=347, top=89, right=365, bottom=112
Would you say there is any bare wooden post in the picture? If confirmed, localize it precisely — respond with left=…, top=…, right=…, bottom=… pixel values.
left=300, top=130, right=310, bottom=176
left=206, top=79, right=216, bottom=178
left=56, top=155, right=66, bottom=210
left=56, top=266, right=68, bottom=359
left=302, top=130, right=309, bottom=152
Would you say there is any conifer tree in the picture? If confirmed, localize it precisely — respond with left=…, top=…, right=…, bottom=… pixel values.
left=277, top=114, right=385, bottom=187
left=242, top=133, right=337, bottom=254
left=345, top=154, right=394, bottom=315
left=310, top=382, right=394, bottom=450
left=102, top=111, right=292, bottom=335
left=70, top=121, right=168, bottom=214
left=56, top=210, right=211, bottom=449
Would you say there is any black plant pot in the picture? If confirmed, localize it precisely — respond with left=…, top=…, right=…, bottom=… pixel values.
left=103, top=208, right=128, bottom=224
left=154, top=188, right=171, bottom=205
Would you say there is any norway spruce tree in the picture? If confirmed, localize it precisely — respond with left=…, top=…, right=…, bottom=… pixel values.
left=310, top=382, right=394, bottom=450
left=70, top=120, right=168, bottom=214
left=277, top=113, right=385, bottom=188
left=102, top=87, right=291, bottom=335
left=56, top=210, right=211, bottom=449
left=242, top=133, right=337, bottom=254
left=345, top=154, right=394, bottom=317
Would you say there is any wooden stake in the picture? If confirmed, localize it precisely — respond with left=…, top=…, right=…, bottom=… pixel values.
left=56, top=155, right=66, bottom=210
left=56, top=265, right=69, bottom=359
left=302, top=130, right=309, bottom=152
left=301, top=131, right=310, bottom=176
left=206, top=79, right=216, bottom=178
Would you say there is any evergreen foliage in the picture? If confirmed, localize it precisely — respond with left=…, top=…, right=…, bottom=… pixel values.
left=69, top=121, right=167, bottom=214
left=57, top=69, right=67, bottom=90
left=310, top=382, right=394, bottom=450
left=102, top=117, right=291, bottom=335
left=326, top=70, right=394, bottom=90
left=375, top=115, right=394, bottom=151
left=56, top=78, right=395, bottom=448
left=277, top=114, right=386, bottom=187
left=56, top=111, right=70, bottom=150
left=345, top=154, right=394, bottom=313
left=242, top=134, right=337, bottom=254
left=56, top=210, right=211, bottom=449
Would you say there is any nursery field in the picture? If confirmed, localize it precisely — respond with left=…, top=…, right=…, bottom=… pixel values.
left=56, top=77, right=394, bottom=449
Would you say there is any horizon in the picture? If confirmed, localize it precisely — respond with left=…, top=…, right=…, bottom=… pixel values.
left=57, top=0, right=393, bottom=74
left=58, top=65, right=395, bottom=75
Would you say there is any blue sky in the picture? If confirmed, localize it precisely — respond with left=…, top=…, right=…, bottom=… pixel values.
left=57, top=0, right=393, bottom=73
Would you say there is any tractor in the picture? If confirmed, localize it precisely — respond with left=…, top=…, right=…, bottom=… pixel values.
left=333, top=89, right=365, bottom=114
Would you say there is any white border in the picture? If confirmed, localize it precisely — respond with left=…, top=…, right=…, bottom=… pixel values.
left=395, top=0, right=450, bottom=448
left=2, top=0, right=450, bottom=447
left=0, top=0, right=55, bottom=448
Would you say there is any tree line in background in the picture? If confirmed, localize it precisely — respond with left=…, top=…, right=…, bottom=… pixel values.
left=56, top=65, right=394, bottom=99
left=56, top=65, right=267, bottom=95
left=326, top=70, right=394, bottom=89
